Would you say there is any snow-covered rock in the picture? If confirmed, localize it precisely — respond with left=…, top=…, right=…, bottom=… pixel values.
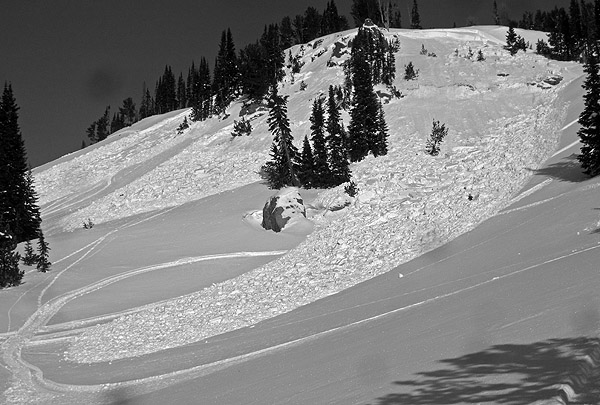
left=262, top=187, right=307, bottom=232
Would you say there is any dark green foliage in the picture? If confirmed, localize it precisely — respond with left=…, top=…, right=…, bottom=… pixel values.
left=0, top=84, right=42, bottom=244
left=190, top=58, right=212, bottom=121
left=351, top=0, right=382, bottom=27
left=298, top=135, right=315, bottom=187
left=347, top=23, right=396, bottom=87
left=344, top=181, right=359, bottom=197
left=36, top=231, right=51, bottom=273
left=213, top=28, right=240, bottom=114
left=280, top=16, right=296, bottom=49
left=326, top=85, right=351, bottom=185
left=110, top=112, right=125, bottom=134
left=373, top=101, right=388, bottom=157
left=577, top=51, right=600, bottom=176
left=139, top=82, right=154, bottom=120
left=119, top=97, right=137, bottom=126
left=231, top=117, right=252, bottom=137
left=310, top=97, right=331, bottom=187
left=321, top=1, right=349, bottom=35
left=477, top=49, right=486, bottom=61
left=177, top=73, right=187, bottom=109
left=176, top=116, right=189, bottom=135
left=505, top=26, right=520, bottom=56
left=22, top=239, right=37, bottom=266
left=426, top=120, right=448, bottom=156
left=303, top=7, right=322, bottom=42
left=536, top=39, right=551, bottom=56
left=0, top=225, right=22, bottom=288
left=348, top=53, right=381, bottom=162
left=411, top=0, right=422, bottom=29
left=155, top=65, right=177, bottom=114
left=404, top=62, right=419, bottom=80
left=262, top=88, right=299, bottom=188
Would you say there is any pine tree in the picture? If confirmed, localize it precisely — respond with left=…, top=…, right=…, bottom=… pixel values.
left=280, top=16, right=296, bottom=49
left=326, top=85, right=351, bottom=185
left=22, top=239, right=37, bottom=266
left=263, top=87, right=299, bottom=188
left=0, top=83, right=42, bottom=243
left=372, top=101, right=389, bottom=157
left=298, top=135, right=315, bottom=187
left=411, top=0, right=422, bottom=29
left=177, top=73, right=187, bottom=109
left=119, top=97, right=137, bottom=127
left=191, top=58, right=212, bottom=121
left=309, top=98, right=331, bottom=187
left=351, top=0, right=381, bottom=27
left=86, top=121, right=97, bottom=144
left=426, top=120, right=448, bottom=156
left=577, top=51, right=600, bottom=176
left=348, top=53, right=380, bottom=162
left=303, top=7, right=323, bottom=42
left=36, top=231, right=51, bottom=273
left=213, top=28, right=240, bottom=114
left=0, top=223, right=22, bottom=288
left=139, top=82, right=154, bottom=119
left=96, top=106, right=110, bottom=141
left=505, top=26, right=518, bottom=55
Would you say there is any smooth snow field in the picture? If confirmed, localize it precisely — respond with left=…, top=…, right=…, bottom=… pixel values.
left=1, top=26, right=599, bottom=404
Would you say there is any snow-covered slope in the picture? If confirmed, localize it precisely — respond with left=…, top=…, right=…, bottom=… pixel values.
left=2, top=26, right=591, bottom=403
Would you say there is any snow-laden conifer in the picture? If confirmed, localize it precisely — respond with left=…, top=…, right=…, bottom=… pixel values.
left=577, top=51, right=600, bottom=176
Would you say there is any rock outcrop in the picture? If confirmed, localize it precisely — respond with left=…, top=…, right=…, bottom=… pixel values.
left=262, top=188, right=306, bottom=232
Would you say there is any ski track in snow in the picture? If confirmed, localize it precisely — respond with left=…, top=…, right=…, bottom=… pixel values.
left=2, top=26, right=589, bottom=403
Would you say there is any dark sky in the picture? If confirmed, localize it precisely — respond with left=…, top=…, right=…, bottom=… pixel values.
left=0, top=0, right=570, bottom=168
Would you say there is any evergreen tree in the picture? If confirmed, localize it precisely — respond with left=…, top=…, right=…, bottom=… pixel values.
left=577, top=51, right=600, bottom=176
left=96, top=106, right=110, bottom=141
left=411, top=0, right=422, bottom=29
left=372, top=101, right=389, bottom=157
left=595, top=0, right=600, bottom=43
left=351, top=0, right=382, bottom=27
left=36, top=231, right=51, bottom=273
left=426, top=120, right=448, bottom=156
left=309, top=97, right=331, bottom=187
left=0, top=223, right=22, bottom=288
left=86, top=121, right=97, bottom=144
left=347, top=22, right=395, bottom=87
left=322, top=0, right=349, bottom=35
left=261, top=24, right=285, bottom=91
left=347, top=51, right=380, bottom=162
left=110, top=112, right=125, bottom=133
left=22, top=239, right=37, bottom=266
left=0, top=84, right=41, bottom=243
left=505, top=26, right=519, bottom=55
left=303, top=7, right=323, bottom=42
left=263, top=87, right=299, bottom=188
left=280, top=16, right=296, bottom=49
left=298, top=135, right=315, bottom=187
left=570, top=0, right=584, bottom=55
left=177, top=73, right=187, bottom=109
left=119, top=97, right=137, bottom=126
left=139, top=82, right=154, bottom=119
left=326, top=85, right=351, bottom=185
left=191, top=58, right=212, bottom=121
left=213, top=28, right=240, bottom=114
left=239, top=41, right=270, bottom=101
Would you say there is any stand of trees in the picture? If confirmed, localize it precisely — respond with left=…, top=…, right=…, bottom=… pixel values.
left=578, top=49, right=600, bottom=176
left=1, top=83, right=50, bottom=288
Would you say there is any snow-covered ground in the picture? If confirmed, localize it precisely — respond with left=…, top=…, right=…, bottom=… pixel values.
left=1, top=26, right=595, bottom=404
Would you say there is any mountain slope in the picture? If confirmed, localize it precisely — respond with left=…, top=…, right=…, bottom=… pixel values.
left=1, top=26, right=595, bottom=404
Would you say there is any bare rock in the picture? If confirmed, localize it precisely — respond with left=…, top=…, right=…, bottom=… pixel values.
left=262, top=188, right=306, bottom=233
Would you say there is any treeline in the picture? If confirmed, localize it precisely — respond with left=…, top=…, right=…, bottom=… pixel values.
left=83, top=0, right=356, bottom=146
left=515, top=0, right=600, bottom=61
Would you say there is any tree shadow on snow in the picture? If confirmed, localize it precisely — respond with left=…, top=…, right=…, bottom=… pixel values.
left=368, top=337, right=600, bottom=405
left=528, top=154, right=589, bottom=183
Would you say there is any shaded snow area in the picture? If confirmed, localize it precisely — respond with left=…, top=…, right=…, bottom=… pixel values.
left=52, top=26, right=582, bottom=363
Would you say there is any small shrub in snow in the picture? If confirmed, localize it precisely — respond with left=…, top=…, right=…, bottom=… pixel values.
left=536, top=39, right=551, bottom=57
left=404, top=62, right=419, bottom=80
left=420, top=44, right=428, bottom=55
left=344, top=181, right=359, bottom=197
left=176, top=117, right=189, bottom=134
left=477, top=49, right=485, bottom=62
left=467, top=47, right=474, bottom=59
left=426, top=120, right=448, bottom=156
left=36, top=232, right=51, bottom=273
left=299, top=80, right=308, bottom=91
left=231, top=117, right=252, bottom=137
left=83, top=218, right=94, bottom=229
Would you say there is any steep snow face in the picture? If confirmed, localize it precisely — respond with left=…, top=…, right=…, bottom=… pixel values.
left=58, top=26, right=584, bottom=363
